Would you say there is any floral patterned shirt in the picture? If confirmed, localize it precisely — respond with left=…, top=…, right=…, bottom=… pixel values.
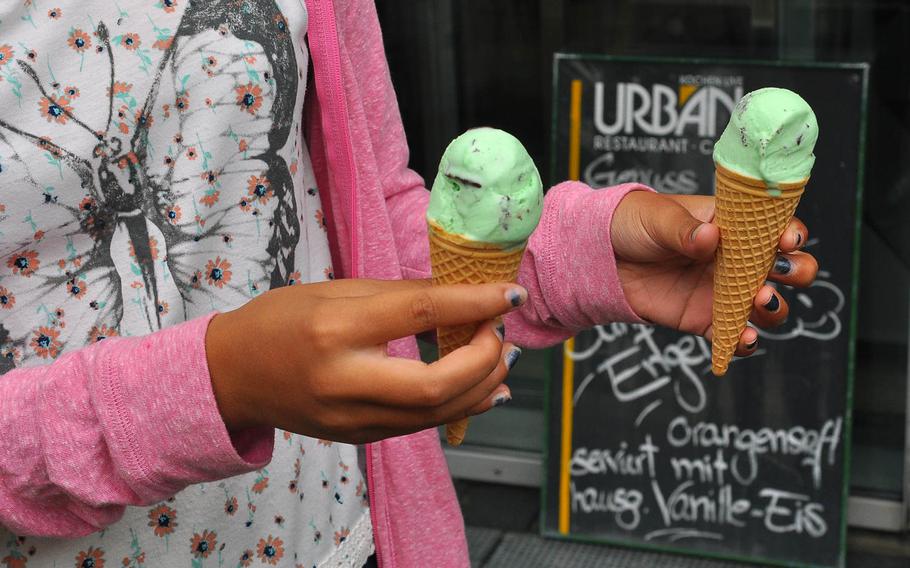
left=0, top=1, right=373, bottom=566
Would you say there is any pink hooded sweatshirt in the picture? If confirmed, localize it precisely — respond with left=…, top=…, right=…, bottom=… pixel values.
left=0, top=0, right=647, bottom=565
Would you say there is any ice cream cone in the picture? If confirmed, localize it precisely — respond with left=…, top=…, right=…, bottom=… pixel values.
left=428, top=220, right=525, bottom=446
left=711, top=163, right=806, bottom=376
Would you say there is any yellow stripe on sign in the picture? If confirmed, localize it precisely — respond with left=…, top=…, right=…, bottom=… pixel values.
left=558, top=79, right=583, bottom=535
left=569, top=80, right=583, bottom=181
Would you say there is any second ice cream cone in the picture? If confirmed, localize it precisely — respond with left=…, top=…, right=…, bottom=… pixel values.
left=429, top=221, right=525, bottom=446
left=711, top=164, right=806, bottom=376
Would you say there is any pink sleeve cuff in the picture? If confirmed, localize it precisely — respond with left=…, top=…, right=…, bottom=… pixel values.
left=508, top=182, right=653, bottom=348
left=89, top=313, right=274, bottom=501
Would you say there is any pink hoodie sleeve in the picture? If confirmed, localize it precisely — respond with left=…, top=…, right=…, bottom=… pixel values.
left=507, top=181, right=651, bottom=347
left=0, top=314, right=274, bottom=537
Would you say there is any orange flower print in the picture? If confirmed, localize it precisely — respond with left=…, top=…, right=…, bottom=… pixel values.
left=37, top=136, right=63, bottom=158
left=274, top=13, right=289, bottom=34
left=74, top=546, right=105, bottom=568
left=31, top=326, right=61, bottom=359
left=235, top=83, right=263, bottom=114
left=68, top=29, right=91, bottom=53
left=186, top=147, right=197, bottom=160
left=288, top=479, right=298, bottom=493
left=0, top=45, right=13, bottom=66
left=315, top=209, right=326, bottom=230
left=238, top=196, right=253, bottom=212
left=63, top=85, right=79, bottom=99
left=147, top=504, right=177, bottom=537
left=88, top=324, right=119, bottom=343
left=239, top=549, right=254, bottom=567
left=7, top=250, right=39, bottom=277
left=128, top=238, right=159, bottom=261
left=1, top=347, right=21, bottom=367
left=175, top=92, right=189, bottom=112
left=190, top=530, right=216, bottom=559
left=135, top=109, right=153, bottom=129
left=160, top=0, right=178, bottom=13
left=0, top=287, right=15, bottom=309
left=289, top=160, right=298, bottom=175
left=157, top=301, right=168, bottom=316
left=165, top=205, right=181, bottom=224
left=247, top=175, right=272, bottom=203
left=256, top=536, right=284, bottom=565
left=324, top=267, right=335, bottom=280
left=334, top=527, right=350, bottom=547
left=153, top=36, right=173, bottom=50
left=79, top=197, right=96, bottom=214
left=120, top=33, right=140, bottom=51
left=108, top=81, right=131, bottom=96
left=251, top=475, right=269, bottom=494
left=238, top=138, right=248, bottom=152
left=191, top=270, right=203, bottom=289
left=204, top=257, right=232, bottom=288
left=39, top=96, right=72, bottom=124
left=224, top=496, right=238, bottom=516
left=317, top=439, right=333, bottom=447
left=48, top=7, right=62, bottom=19
left=66, top=277, right=87, bottom=299
left=201, top=170, right=218, bottom=186
left=2, top=552, right=26, bottom=568
left=199, top=190, right=220, bottom=207
left=287, top=271, right=301, bottom=286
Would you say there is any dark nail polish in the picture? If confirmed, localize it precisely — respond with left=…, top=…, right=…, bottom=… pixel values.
left=493, top=394, right=512, bottom=407
left=505, top=347, right=522, bottom=370
left=795, top=232, right=803, bottom=247
left=746, top=339, right=758, bottom=350
left=495, top=324, right=505, bottom=342
left=764, top=293, right=780, bottom=312
left=773, top=256, right=792, bottom=275
left=506, top=289, right=525, bottom=307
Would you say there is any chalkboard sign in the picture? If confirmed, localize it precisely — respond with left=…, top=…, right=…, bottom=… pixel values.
left=542, top=55, right=867, bottom=568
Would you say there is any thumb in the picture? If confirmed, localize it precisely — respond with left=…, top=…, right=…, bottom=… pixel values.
left=641, top=194, right=719, bottom=261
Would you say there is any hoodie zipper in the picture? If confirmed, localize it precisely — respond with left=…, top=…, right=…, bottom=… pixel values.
left=305, top=0, right=378, bottom=565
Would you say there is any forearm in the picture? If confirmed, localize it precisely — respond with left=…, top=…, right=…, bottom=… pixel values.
left=0, top=315, right=273, bottom=537
left=506, top=181, right=652, bottom=348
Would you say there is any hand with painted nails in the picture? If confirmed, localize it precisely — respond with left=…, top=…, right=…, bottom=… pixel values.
left=205, top=279, right=525, bottom=443
left=611, top=191, right=818, bottom=358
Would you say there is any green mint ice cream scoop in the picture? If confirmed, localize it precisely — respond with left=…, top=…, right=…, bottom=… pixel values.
left=713, top=87, right=818, bottom=189
left=427, top=127, right=543, bottom=249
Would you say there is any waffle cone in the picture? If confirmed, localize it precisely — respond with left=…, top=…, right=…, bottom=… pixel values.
left=428, top=221, right=525, bottom=446
left=711, top=164, right=806, bottom=376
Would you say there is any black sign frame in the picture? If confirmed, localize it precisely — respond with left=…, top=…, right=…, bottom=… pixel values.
left=541, top=54, right=868, bottom=568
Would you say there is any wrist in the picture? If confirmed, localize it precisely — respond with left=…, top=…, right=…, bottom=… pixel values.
left=206, top=311, right=259, bottom=431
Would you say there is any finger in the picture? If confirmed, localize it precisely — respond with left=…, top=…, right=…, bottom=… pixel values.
left=304, top=277, right=432, bottom=299
left=666, top=194, right=716, bottom=223
left=360, top=320, right=507, bottom=408
left=778, top=216, right=809, bottom=253
left=432, top=346, right=521, bottom=424
left=734, top=326, right=760, bottom=357
left=749, top=286, right=789, bottom=329
left=639, top=192, right=719, bottom=261
left=464, top=384, right=513, bottom=417
left=766, top=251, right=818, bottom=288
left=337, top=282, right=528, bottom=345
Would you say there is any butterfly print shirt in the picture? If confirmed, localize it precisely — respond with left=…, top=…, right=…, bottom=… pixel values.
left=0, top=1, right=373, bottom=566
